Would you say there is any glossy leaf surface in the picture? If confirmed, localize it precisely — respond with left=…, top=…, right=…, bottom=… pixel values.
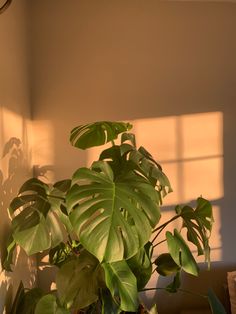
left=68, top=161, right=161, bottom=262
left=70, top=121, right=132, bottom=150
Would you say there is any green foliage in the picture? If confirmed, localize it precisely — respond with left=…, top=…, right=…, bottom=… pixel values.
left=2, top=121, right=226, bottom=314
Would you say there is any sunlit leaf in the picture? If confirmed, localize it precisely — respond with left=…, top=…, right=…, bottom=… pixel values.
left=67, top=161, right=161, bottom=262
left=70, top=121, right=132, bottom=150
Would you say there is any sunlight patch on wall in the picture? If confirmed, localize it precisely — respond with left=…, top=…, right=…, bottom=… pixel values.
left=32, top=120, right=55, bottom=183
left=133, top=112, right=223, bottom=205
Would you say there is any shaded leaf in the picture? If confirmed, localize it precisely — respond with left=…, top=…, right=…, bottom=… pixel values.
left=101, top=289, right=120, bottom=314
left=35, top=294, right=70, bottom=314
left=127, top=242, right=153, bottom=290
left=207, top=289, right=227, bottom=314
left=56, top=250, right=103, bottom=310
left=1, top=232, right=16, bottom=271
left=154, top=253, right=180, bottom=277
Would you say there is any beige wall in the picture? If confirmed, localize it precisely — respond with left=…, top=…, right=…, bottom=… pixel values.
left=0, top=1, right=36, bottom=312
left=30, top=1, right=236, bottom=312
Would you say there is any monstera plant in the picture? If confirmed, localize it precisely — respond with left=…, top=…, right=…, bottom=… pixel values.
left=2, top=121, right=226, bottom=313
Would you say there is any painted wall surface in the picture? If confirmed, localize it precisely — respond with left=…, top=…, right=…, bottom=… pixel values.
left=30, top=1, right=236, bottom=313
left=0, top=1, right=37, bottom=312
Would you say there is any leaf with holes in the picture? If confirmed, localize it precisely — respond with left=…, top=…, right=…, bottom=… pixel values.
left=67, top=161, right=161, bottom=262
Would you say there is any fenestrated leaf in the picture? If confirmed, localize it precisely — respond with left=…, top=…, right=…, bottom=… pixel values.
left=70, top=121, right=132, bottom=150
left=35, top=294, right=70, bottom=314
left=207, top=289, right=227, bottom=314
left=9, top=178, right=66, bottom=255
left=56, top=249, right=104, bottom=310
left=102, top=260, right=138, bottom=312
left=67, top=161, right=161, bottom=262
left=166, top=229, right=199, bottom=276
left=179, top=197, right=213, bottom=267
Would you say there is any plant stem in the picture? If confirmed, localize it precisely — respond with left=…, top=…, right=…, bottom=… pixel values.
left=153, top=238, right=167, bottom=248
left=151, top=214, right=181, bottom=244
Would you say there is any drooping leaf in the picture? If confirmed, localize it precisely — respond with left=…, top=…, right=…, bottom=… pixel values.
left=207, top=289, right=227, bottom=314
left=179, top=197, right=213, bottom=267
left=56, top=250, right=104, bottom=310
left=102, top=260, right=138, bottom=312
left=166, top=229, right=199, bottom=276
left=127, top=242, right=153, bottom=290
left=70, top=121, right=132, bottom=150
left=35, top=294, right=70, bottom=314
left=67, top=161, right=161, bottom=262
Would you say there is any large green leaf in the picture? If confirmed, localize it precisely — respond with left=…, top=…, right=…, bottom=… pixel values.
left=67, top=161, right=161, bottom=262
left=56, top=250, right=104, bottom=310
left=70, top=121, right=132, bottom=150
left=102, top=260, right=138, bottom=312
left=166, top=229, right=199, bottom=276
left=9, top=178, right=64, bottom=255
left=35, top=295, right=70, bottom=314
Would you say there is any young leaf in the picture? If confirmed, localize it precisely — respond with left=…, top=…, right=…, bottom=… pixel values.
left=166, top=229, right=199, bottom=276
left=102, top=260, right=138, bottom=312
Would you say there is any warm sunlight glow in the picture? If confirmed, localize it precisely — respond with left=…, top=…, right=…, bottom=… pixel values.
left=133, top=112, right=223, bottom=205
left=32, top=120, right=54, bottom=183
left=87, top=112, right=224, bottom=262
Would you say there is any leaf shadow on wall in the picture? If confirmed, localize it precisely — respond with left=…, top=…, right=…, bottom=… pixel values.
left=0, top=137, right=35, bottom=313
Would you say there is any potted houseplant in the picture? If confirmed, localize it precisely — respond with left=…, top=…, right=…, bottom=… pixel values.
left=2, top=121, right=226, bottom=313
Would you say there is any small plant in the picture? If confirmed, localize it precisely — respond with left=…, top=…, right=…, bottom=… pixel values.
left=2, top=121, right=226, bottom=313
